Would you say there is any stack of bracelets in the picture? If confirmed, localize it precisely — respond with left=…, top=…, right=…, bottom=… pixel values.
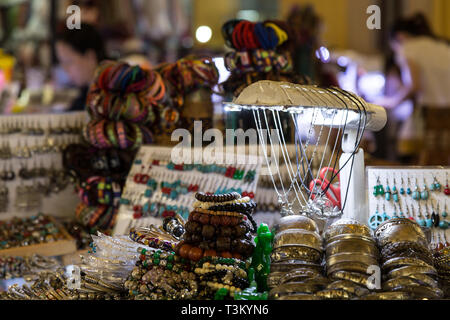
left=84, top=61, right=162, bottom=149
left=175, top=192, right=257, bottom=263
left=75, top=202, right=117, bottom=233
left=154, top=56, right=219, bottom=133
left=220, top=19, right=305, bottom=96
left=156, top=56, right=219, bottom=109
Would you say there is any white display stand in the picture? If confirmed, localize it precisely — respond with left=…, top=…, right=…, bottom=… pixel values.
left=367, top=166, right=450, bottom=242
left=113, top=145, right=264, bottom=235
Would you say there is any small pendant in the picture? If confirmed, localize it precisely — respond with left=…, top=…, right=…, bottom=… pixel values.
left=439, top=220, right=449, bottom=229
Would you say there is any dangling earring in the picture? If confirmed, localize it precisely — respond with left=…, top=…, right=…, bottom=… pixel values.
left=406, top=177, right=412, bottom=195
left=368, top=203, right=389, bottom=230
left=412, top=177, right=420, bottom=200
left=444, top=173, right=450, bottom=195
left=431, top=203, right=440, bottom=228
left=373, top=176, right=384, bottom=197
left=439, top=202, right=448, bottom=230
left=420, top=177, right=429, bottom=200
left=392, top=178, right=399, bottom=203
left=417, top=204, right=426, bottom=227
left=425, top=202, right=433, bottom=228
left=385, top=178, right=391, bottom=201
left=392, top=204, right=398, bottom=219
left=430, top=175, right=441, bottom=191
left=398, top=203, right=405, bottom=218
left=400, top=176, right=405, bottom=195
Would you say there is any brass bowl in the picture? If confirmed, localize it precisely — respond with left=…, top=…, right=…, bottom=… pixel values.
left=323, top=219, right=372, bottom=242
left=273, top=229, right=323, bottom=252
left=273, top=215, right=319, bottom=233
left=325, top=235, right=379, bottom=258
left=326, top=252, right=378, bottom=268
left=374, top=218, right=427, bottom=248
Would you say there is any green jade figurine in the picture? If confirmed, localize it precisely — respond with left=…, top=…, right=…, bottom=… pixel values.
left=234, top=267, right=268, bottom=300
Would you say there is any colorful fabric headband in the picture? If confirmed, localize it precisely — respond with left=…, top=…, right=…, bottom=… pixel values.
left=222, top=19, right=289, bottom=51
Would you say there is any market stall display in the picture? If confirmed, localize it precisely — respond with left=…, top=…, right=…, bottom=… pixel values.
left=367, top=167, right=450, bottom=250
left=0, top=112, right=84, bottom=218
left=112, top=145, right=262, bottom=236
left=268, top=214, right=328, bottom=299
left=374, top=218, right=443, bottom=299
left=0, top=214, right=76, bottom=258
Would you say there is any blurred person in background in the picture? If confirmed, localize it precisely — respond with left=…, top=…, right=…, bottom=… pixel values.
left=55, top=23, right=106, bottom=111
left=375, top=13, right=450, bottom=165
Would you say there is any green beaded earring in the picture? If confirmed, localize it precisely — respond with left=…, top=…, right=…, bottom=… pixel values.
left=373, top=176, right=384, bottom=197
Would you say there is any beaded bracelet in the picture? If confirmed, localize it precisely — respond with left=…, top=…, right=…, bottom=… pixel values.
left=193, top=208, right=244, bottom=217
left=129, top=228, right=177, bottom=252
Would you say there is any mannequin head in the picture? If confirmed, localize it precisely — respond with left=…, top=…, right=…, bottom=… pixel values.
left=56, top=23, right=105, bottom=87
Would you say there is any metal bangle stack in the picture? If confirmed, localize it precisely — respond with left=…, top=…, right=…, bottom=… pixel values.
left=374, top=218, right=444, bottom=299
left=320, top=219, right=378, bottom=299
left=268, top=215, right=328, bottom=300
left=434, top=246, right=450, bottom=298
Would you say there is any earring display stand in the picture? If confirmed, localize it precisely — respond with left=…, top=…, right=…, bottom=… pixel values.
left=0, top=111, right=86, bottom=220
left=367, top=166, right=450, bottom=245
left=113, top=145, right=264, bottom=235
